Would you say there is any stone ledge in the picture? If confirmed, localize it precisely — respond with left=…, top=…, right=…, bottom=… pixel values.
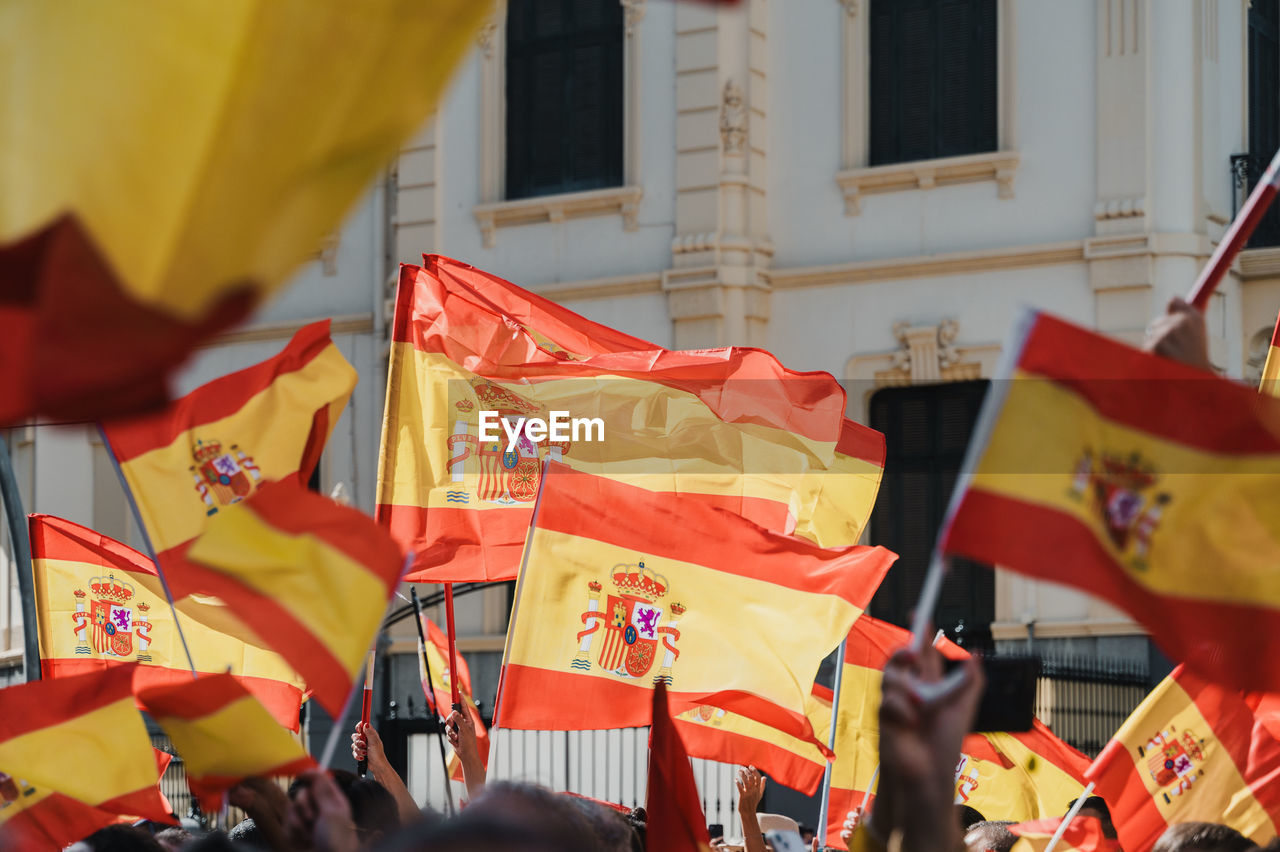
left=835, top=151, right=1019, bottom=215
left=473, top=185, right=644, bottom=248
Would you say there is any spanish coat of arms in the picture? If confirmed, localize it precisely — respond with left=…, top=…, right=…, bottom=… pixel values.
left=1068, top=448, right=1172, bottom=571
left=71, top=574, right=155, bottom=661
left=570, top=561, right=684, bottom=685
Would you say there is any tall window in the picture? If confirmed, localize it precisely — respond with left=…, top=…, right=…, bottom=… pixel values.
left=1249, top=0, right=1280, bottom=247
left=868, top=381, right=994, bottom=646
left=505, top=0, right=624, bottom=200
left=868, top=0, right=998, bottom=166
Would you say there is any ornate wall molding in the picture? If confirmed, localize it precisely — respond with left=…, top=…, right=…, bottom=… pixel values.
left=720, top=79, right=747, bottom=154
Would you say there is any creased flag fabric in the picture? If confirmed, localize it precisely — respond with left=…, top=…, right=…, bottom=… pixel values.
left=377, top=256, right=885, bottom=582
left=941, top=309, right=1280, bottom=693
left=101, top=320, right=355, bottom=598
left=0, top=785, right=122, bottom=852
left=674, top=684, right=833, bottom=796
left=824, top=617, right=1087, bottom=849
left=497, top=464, right=893, bottom=748
left=185, top=479, right=405, bottom=716
left=139, top=673, right=315, bottom=812
left=0, top=1, right=493, bottom=424
left=1261, top=311, right=1280, bottom=398
left=1085, top=665, right=1280, bottom=852
left=646, top=684, right=714, bottom=852
left=30, top=513, right=305, bottom=730
left=0, top=667, right=171, bottom=824
left=1008, top=816, right=1118, bottom=852
left=419, top=614, right=490, bottom=781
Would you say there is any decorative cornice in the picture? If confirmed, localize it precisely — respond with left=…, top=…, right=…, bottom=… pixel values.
left=620, top=0, right=646, bottom=36
left=473, top=185, right=643, bottom=248
left=528, top=272, right=662, bottom=303
left=720, top=79, right=747, bottom=155
left=836, top=151, right=1019, bottom=215
left=1238, top=247, right=1280, bottom=279
left=839, top=0, right=857, bottom=15
left=1093, top=196, right=1146, bottom=221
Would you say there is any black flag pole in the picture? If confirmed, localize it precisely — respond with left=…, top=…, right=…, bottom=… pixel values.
left=411, top=586, right=457, bottom=817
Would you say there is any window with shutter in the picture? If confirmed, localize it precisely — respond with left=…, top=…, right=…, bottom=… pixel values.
left=505, top=0, right=624, bottom=201
left=868, top=0, right=998, bottom=167
left=1248, top=0, right=1280, bottom=248
left=868, top=381, right=994, bottom=647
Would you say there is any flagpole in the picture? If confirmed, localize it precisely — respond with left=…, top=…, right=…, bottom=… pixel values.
left=444, top=583, right=462, bottom=713
left=1188, top=147, right=1280, bottom=310
left=410, top=586, right=457, bottom=817
left=858, top=764, right=879, bottom=814
left=815, top=640, right=847, bottom=848
left=0, top=434, right=40, bottom=682
left=1043, top=782, right=1095, bottom=852
left=96, top=424, right=199, bottom=678
left=357, top=647, right=376, bottom=777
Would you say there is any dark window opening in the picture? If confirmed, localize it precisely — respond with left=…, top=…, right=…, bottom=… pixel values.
left=869, top=0, right=998, bottom=167
left=505, top=0, right=624, bottom=200
left=868, top=381, right=994, bottom=649
left=1248, top=0, right=1280, bottom=247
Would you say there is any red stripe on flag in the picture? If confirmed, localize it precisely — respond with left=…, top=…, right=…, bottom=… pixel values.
left=673, top=717, right=826, bottom=795
left=0, top=666, right=134, bottom=741
left=533, top=466, right=895, bottom=606
left=29, top=514, right=159, bottom=575
left=101, top=320, right=335, bottom=462
left=824, top=787, right=876, bottom=851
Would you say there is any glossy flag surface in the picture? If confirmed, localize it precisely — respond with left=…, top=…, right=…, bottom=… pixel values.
left=377, top=256, right=884, bottom=582
left=943, top=310, right=1280, bottom=693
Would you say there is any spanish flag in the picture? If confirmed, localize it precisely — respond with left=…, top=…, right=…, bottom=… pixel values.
left=823, top=618, right=1087, bottom=848
left=0, top=1, right=493, bottom=424
left=942, top=310, right=1280, bottom=694
left=1008, top=816, right=1118, bottom=852
left=1085, top=665, right=1280, bottom=852
left=419, top=614, right=489, bottom=781
left=496, top=464, right=893, bottom=747
left=139, top=673, right=315, bottom=813
left=647, top=684, right=714, bottom=852
left=100, top=320, right=355, bottom=597
left=674, top=684, right=832, bottom=796
left=30, top=513, right=305, bottom=731
left=185, top=479, right=405, bottom=716
left=1261, top=310, right=1280, bottom=398
left=0, top=667, right=172, bottom=826
left=377, top=256, right=885, bottom=582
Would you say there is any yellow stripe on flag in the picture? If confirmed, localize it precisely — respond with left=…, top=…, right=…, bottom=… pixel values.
left=154, top=695, right=307, bottom=779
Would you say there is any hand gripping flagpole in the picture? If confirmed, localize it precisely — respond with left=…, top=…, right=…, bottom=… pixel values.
left=410, top=586, right=458, bottom=817
left=96, top=424, right=199, bottom=678
left=815, top=640, right=846, bottom=848
left=1188, top=147, right=1280, bottom=310
left=357, top=647, right=376, bottom=777
left=444, top=582, right=462, bottom=714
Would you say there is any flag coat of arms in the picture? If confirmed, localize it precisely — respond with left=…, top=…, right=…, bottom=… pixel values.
left=30, top=513, right=305, bottom=730
left=1085, top=665, right=1280, bottom=852
left=377, top=256, right=885, bottom=582
left=496, top=465, right=894, bottom=748
left=941, top=309, right=1280, bottom=693
left=0, top=667, right=172, bottom=827
left=100, top=320, right=355, bottom=597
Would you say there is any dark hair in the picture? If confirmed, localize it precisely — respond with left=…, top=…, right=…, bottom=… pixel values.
left=331, top=769, right=402, bottom=841
left=84, top=825, right=166, bottom=852
left=565, top=795, right=636, bottom=852
left=227, top=817, right=268, bottom=849
left=964, top=820, right=1017, bottom=852
left=1154, top=822, right=1257, bottom=852
left=957, top=805, right=987, bottom=830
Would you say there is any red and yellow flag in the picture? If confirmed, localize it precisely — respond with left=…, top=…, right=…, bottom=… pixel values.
left=942, top=310, right=1280, bottom=693
left=30, top=514, right=305, bottom=730
left=185, top=479, right=405, bottom=716
left=377, top=256, right=885, bottom=582
left=139, top=673, right=315, bottom=812
left=647, top=684, right=714, bottom=852
left=419, top=614, right=490, bottom=781
left=1085, top=665, right=1280, bottom=852
left=100, top=320, right=355, bottom=597
left=0, top=1, right=492, bottom=425
left=1261, top=310, right=1280, bottom=398
left=1008, top=816, right=1118, bottom=852
left=0, top=668, right=172, bottom=826
left=824, top=618, right=1087, bottom=848
left=496, top=465, right=893, bottom=747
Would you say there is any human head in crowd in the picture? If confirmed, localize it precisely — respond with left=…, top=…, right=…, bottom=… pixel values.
left=1070, top=795, right=1117, bottom=840
left=1153, top=821, right=1258, bottom=852
left=71, top=825, right=165, bottom=852
left=957, top=806, right=986, bottom=831
left=564, top=793, right=638, bottom=852
left=226, top=818, right=268, bottom=850
left=152, top=826, right=192, bottom=851
left=963, top=819, right=1017, bottom=852
left=331, top=768, right=403, bottom=849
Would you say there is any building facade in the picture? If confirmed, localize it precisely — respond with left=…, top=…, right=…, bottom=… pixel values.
left=3, top=0, right=1280, bottom=821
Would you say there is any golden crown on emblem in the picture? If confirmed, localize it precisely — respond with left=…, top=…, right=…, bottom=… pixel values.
left=611, top=561, right=669, bottom=602
left=89, top=574, right=135, bottom=604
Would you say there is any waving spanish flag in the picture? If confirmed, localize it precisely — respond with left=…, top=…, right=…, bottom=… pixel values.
left=100, top=320, right=355, bottom=597
left=0, top=667, right=172, bottom=826
left=377, top=256, right=885, bottom=582
left=942, top=310, right=1280, bottom=693
left=185, top=479, right=405, bottom=716
left=139, top=673, right=315, bottom=812
left=1261, top=310, right=1280, bottom=398
left=1008, top=816, right=1118, bottom=852
left=647, top=684, right=714, bottom=852
left=419, top=614, right=490, bottom=781
left=496, top=465, right=893, bottom=747
left=30, top=514, right=305, bottom=730
left=0, top=1, right=492, bottom=425
left=1085, top=665, right=1280, bottom=852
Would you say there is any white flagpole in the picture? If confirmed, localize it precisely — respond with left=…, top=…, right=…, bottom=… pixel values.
left=815, top=641, right=847, bottom=847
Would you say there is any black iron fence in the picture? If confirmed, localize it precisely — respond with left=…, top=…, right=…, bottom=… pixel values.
left=1033, top=655, right=1151, bottom=758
